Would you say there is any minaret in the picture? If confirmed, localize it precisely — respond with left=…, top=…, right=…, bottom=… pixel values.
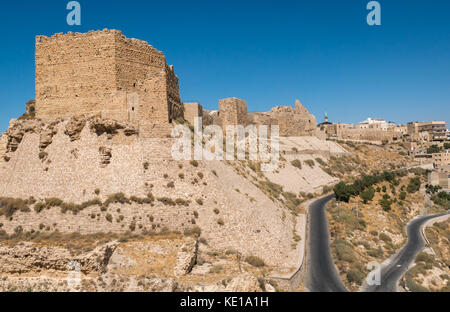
left=325, top=112, right=329, bottom=123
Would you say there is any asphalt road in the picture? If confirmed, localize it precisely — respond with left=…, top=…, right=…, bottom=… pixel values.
left=365, top=211, right=450, bottom=292
left=307, top=194, right=347, bottom=292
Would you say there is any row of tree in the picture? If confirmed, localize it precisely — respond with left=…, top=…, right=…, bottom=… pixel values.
left=334, top=170, right=421, bottom=203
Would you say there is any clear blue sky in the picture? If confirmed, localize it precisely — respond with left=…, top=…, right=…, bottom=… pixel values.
left=0, top=0, right=449, bottom=133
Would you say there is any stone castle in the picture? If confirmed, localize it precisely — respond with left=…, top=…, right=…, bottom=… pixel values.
left=33, top=29, right=317, bottom=137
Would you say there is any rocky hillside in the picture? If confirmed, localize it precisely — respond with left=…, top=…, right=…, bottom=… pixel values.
left=0, top=116, right=348, bottom=291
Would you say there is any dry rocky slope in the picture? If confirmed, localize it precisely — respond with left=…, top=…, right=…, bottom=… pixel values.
left=322, top=141, right=449, bottom=291
left=401, top=218, right=450, bottom=292
left=0, top=116, right=346, bottom=292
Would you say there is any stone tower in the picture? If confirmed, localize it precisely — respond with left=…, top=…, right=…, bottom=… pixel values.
left=35, top=29, right=183, bottom=124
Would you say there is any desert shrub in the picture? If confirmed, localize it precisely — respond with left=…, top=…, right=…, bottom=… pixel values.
left=347, top=267, right=365, bottom=285
left=245, top=255, right=265, bottom=267
left=104, top=193, right=130, bottom=207
left=332, top=239, right=355, bottom=263
left=304, top=159, right=315, bottom=168
left=105, top=214, right=113, bottom=223
left=143, top=162, right=149, bottom=170
left=45, top=198, right=64, bottom=208
left=193, top=211, right=199, bottom=218
left=167, top=181, right=175, bottom=188
left=283, top=192, right=301, bottom=211
left=315, top=158, right=326, bottom=166
left=379, top=233, right=392, bottom=243
left=197, top=172, right=204, bottom=179
left=258, top=181, right=283, bottom=199
left=415, top=252, right=435, bottom=265
left=190, top=160, right=199, bottom=167
left=431, top=191, right=450, bottom=209
left=129, top=222, right=136, bottom=232
left=209, top=265, right=223, bottom=274
left=290, top=159, right=302, bottom=169
left=175, top=198, right=190, bottom=206
left=379, top=198, right=392, bottom=212
left=178, top=173, right=185, bottom=179
left=407, top=177, right=421, bottom=193
left=38, top=151, right=48, bottom=160
left=399, top=191, right=407, bottom=201
left=196, top=198, right=204, bottom=205
left=217, top=218, right=225, bottom=226
left=322, top=185, right=333, bottom=195
left=212, top=170, right=218, bottom=177
left=157, top=197, right=176, bottom=206
left=147, top=193, right=155, bottom=202
left=184, top=226, right=201, bottom=237
left=95, top=188, right=100, bottom=195
left=0, top=198, right=31, bottom=218
left=367, top=248, right=384, bottom=258
left=213, top=208, right=220, bottom=215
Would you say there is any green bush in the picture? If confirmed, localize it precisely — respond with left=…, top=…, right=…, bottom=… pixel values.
left=407, top=177, right=421, bottom=193
left=304, top=159, right=315, bottom=168
left=399, top=191, right=407, bottom=201
left=347, top=268, right=365, bottom=285
left=427, top=145, right=441, bottom=154
left=360, top=187, right=375, bottom=204
left=245, top=256, right=265, bottom=267
left=379, top=198, right=392, bottom=212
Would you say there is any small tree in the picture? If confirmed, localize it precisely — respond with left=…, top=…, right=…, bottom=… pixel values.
left=361, top=187, right=375, bottom=204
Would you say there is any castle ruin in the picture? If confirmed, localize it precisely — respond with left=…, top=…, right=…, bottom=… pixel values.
left=32, top=29, right=318, bottom=138
left=35, top=29, right=183, bottom=127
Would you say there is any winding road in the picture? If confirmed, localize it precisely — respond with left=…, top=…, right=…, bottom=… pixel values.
left=365, top=211, right=449, bottom=292
left=306, top=194, right=347, bottom=292
left=306, top=194, right=449, bottom=292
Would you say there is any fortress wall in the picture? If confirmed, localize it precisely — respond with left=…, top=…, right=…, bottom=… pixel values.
left=35, top=31, right=118, bottom=119
left=338, top=128, right=397, bottom=142
left=184, top=102, right=203, bottom=126
left=35, top=30, right=182, bottom=126
left=218, top=98, right=248, bottom=127
left=165, top=65, right=183, bottom=122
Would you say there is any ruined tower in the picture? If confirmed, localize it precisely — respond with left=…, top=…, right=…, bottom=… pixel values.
left=35, top=29, right=183, bottom=124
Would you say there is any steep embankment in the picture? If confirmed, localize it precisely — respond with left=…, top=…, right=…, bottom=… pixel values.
left=0, top=117, right=349, bottom=291
left=0, top=117, right=299, bottom=268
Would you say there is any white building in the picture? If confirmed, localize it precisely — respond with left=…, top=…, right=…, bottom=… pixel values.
left=356, top=118, right=390, bottom=131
